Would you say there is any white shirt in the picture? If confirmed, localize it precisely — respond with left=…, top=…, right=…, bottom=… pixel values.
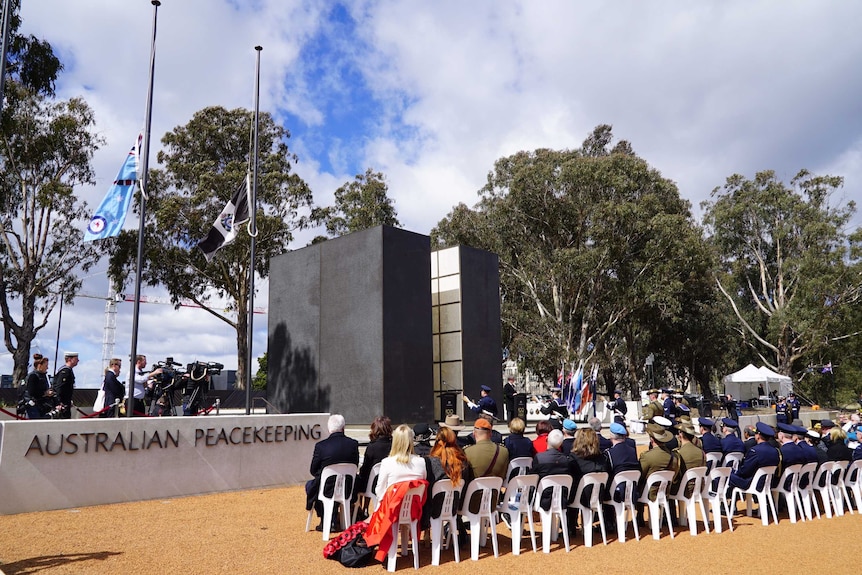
left=375, top=455, right=426, bottom=501
left=133, top=368, right=150, bottom=399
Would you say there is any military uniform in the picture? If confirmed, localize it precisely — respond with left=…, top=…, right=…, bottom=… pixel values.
left=700, top=432, right=722, bottom=454
left=729, top=442, right=780, bottom=490
left=464, top=439, right=509, bottom=479
left=671, top=441, right=705, bottom=496
left=639, top=445, right=673, bottom=500
left=642, top=399, right=663, bottom=421
left=721, top=434, right=745, bottom=454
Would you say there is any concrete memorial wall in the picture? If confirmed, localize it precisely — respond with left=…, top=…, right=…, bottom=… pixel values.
left=0, top=413, right=327, bottom=515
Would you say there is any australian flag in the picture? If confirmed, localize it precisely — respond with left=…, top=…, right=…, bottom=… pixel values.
left=83, top=134, right=141, bottom=241
left=197, top=174, right=250, bottom=262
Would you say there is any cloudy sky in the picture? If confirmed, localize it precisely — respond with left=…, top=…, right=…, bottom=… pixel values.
left=4, top=0, right=861, bottom=388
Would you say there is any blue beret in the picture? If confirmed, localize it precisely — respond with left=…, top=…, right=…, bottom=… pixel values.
left=480, top=385, right=491, bottom=392
left=847, top=431, right=858, bottom=442
left=562, top=419, right=578, bottom=432
left=610, top=422, right=628, bottom=436
left=721, top=417, right=739, bottom=428
left=698, top=418, right=714, bottom=428
left=755, top=422, right=775, bottom=437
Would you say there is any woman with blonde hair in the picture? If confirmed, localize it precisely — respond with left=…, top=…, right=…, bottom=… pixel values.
left=375, top=424, right=427, bottom=500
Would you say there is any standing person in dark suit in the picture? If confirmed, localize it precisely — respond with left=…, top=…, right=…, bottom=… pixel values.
left=306, top=414, right=360, bottom=530
left=101, top=358, right=125, bottom=418
left=52, top=351, right=79, bottom=419
left=609, top=389, right=627, bottom=424
left=787, top=393, right=801, bottom=422
left=729, top=422, right=780, bottom=491
left=503, top=376, right=517, bottom=421
left=724, top=394, right=739, bottom=421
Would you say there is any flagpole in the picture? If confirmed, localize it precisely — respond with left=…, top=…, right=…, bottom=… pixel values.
left=245, top=46, right=262, bottom=415
left=127, top=0, right=160, bottom=418
left=0, top=0, right=13, bottom=116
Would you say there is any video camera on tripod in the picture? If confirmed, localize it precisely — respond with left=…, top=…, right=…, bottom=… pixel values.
left=147, top=357, right=224, bottom=416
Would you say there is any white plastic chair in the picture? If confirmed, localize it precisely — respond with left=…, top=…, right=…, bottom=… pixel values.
left=428, top=479, right=462, bottom=566
left=459, top=476, right=503, bottom=561
left=533, top=474, right=573, bottom=553
left=705, top=452, right=722, bottom=473
left=502, top=457, right=533, bottom=493
left=353, top=462, right=381, bottom=523
left=669, top=466, right=710, bottom=536
left=703, top=466, right=734, bottom=533
left=812, top=463, right=836, bottom=518
left=496, top=474, right=538, bottom=556
left=386, top=483, right=426, bottom=572
left=795, top=462, right=820, bottom=520
left=304, top=463, right=358, bottom=541
left=570, top=472, right=609, bottom=547
left=723, top=452, right=744, bottom=471
left=771, top=463, right=804, bottom=523
left=827, top=461, right=853, bottom=516
left=844, top=460, right=862, bottom=512
left=603, top=469, right=641, bottom=543
left=636, top=470, right=676, bottom=540
left=730, top=465, right=778, bottom=526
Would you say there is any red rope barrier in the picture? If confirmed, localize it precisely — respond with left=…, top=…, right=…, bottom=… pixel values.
left=193, top=403, right=217, bottom=416
left=0, top=407, right=25, bottom=420
left=81, top=404, right=117, bottom=418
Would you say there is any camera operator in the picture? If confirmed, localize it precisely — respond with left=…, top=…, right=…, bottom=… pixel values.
left=133, top=355, right=163, bottom=417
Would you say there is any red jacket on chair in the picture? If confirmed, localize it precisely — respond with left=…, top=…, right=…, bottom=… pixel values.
left=364, top=479, right=428, bottom=562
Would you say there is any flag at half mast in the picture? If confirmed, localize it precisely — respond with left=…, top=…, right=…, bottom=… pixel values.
left=83, top=134, right=142, bottom=242
left=198, top=173, right=251, bottom=262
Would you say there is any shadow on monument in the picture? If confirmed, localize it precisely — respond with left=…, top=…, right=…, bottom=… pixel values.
left=268, top=322, right=330, bottom=414
left=3, top=551, right=123, bottom=574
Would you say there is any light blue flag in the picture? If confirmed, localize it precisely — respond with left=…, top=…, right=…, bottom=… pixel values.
left=83, top=134, right=141, bottom=242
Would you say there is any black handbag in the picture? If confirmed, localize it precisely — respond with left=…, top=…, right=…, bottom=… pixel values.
left=338, top=535, right=373, bottom=568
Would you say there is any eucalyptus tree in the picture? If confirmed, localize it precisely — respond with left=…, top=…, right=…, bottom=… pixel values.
left=433, top=125, right=712, bottom=390
left=109, top=106, right=313, bottom=389
left=312, top=168, right=400, bottom=241
left=0, top=84, right=103, bottom=383
left=702, top=169, right=860, bottom=379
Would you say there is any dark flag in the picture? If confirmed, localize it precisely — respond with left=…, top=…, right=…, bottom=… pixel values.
left=198, top=174, right=250, bottom=262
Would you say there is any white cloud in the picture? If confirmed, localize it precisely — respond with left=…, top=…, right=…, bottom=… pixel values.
left=5, top=0, right=862, bottom=382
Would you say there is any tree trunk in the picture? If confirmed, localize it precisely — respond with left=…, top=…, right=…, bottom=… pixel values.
left=235, top=297, right=248, bottom=391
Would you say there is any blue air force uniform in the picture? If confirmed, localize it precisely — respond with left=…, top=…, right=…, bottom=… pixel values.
left=721, top=433, right=745, bottom=455
left=701, top=432, right=722, bottom=454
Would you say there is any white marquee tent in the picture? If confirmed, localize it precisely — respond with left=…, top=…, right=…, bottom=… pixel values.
left=722, top=363, right=793, bottom=402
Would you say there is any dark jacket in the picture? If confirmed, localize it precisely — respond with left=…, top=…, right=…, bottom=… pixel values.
left=504, top=433, right=535, bottom=459
left=102, top=370, right=125, bottom=414
left=306, top=431, right=360, bottom=510
left=53, top=365, right=75, bottom=406
left=721, top=434, right=745, bottom=454
left=532, top=448, right=575, bottom=509
left=358, top=437, right=391, bottom=493
left=729, top=442, right=780, bottom=491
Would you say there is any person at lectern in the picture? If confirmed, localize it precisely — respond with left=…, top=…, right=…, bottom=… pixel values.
left=306, top=414, right=360, bottom=531
left=463, top=384, right=498, bottom=419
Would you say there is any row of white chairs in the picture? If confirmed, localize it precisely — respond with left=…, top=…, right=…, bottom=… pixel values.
left=307, top=458, right=862, bottom=570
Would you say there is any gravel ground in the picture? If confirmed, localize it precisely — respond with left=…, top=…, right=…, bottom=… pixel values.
left=1, top=481, right=861, bottom=575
